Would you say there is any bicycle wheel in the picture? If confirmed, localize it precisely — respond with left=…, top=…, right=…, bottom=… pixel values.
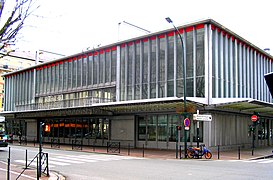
left=187, top=149, right=194, bottom=159
left=205, top=152, right=212, bottom=159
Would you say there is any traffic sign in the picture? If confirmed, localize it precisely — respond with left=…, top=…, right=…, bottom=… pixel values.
left=251, top=115, right=258, bottom=122
left=184, top=118, right=190, bottom=131
left=193, top=114, right=212, bottom=121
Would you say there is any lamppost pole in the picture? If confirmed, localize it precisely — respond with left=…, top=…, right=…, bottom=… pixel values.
left=165, top=17, right=187, bottom=158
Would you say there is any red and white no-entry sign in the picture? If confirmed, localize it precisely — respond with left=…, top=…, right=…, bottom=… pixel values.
left=251, top=115, right=258, bottom=122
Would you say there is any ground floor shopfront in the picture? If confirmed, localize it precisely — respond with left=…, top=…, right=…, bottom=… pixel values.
left=3, top=101, right=273, bottom=150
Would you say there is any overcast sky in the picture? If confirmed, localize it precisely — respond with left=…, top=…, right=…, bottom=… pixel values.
left=15, top=0, right=273, bottom=56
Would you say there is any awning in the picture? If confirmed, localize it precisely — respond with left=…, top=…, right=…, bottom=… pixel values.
left=211, top=98, right=273, bottom=116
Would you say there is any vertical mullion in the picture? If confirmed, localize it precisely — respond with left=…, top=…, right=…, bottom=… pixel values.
left=156, top=37, right=159, bottom=98
left=220, top=32, right=224, bottom=98
left=116, top=46, right=121, bottom=102
left=132, top=44, right=136, bottom=99
left=173, top=32, right=177, bottom=97
left=239, top=43, right=242, bottom=98
left=214, top=30, right=219, bottom=98
left=246, top=47, right=250, bottom=98
left=234, top=40, right=238, bottom=98
left=148, top=40, right=151, bottom=99
left=164, top=35, right=168, bottom=97
left=140, top=41, right=143, bottom=99
left=125, top=45, right=128, bottom=100
left=253, top=50, right=258, bottom=99
left=243, top=45, right=247, bottom=97
left=193, top=28, right=197, bottom=97
left=229, top=37, right=233, bottom=98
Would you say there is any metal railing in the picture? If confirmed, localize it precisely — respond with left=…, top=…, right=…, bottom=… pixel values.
left=107, top=141, right=120, bottom=154
left=72, top=139, right=83, bottom=150
left=14, top=151, right=49, bottom=179
left=15, top=96, right=114, bottom=111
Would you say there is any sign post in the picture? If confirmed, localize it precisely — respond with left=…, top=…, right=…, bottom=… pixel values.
left=193, top=111, right=212, bottom=148
left=251, top=113, right=259, bottom=155
left=183, top=117, right=190, bottom=158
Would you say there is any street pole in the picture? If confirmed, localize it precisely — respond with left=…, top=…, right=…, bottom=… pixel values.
left=39, top=121, right=43, bottom=177
left=197, top=122, right=200, bottom=148
left=165, top=17, right=187, bottom=158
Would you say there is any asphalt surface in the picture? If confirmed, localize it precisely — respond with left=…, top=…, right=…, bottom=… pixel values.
left=0, top=143, right=272, bottom=179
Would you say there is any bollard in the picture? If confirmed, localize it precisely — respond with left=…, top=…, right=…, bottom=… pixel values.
left=128, top=143, right=130, bottom=156
left=25, top=149, right=28, bottom=169
left=36, top=156, right=39, bottom=180
left=238, top=146, right=241, bottom=160
left=46, top=153, right=49, bottom=176
left=179, top=145, right=182, bottom=159
left=142, top=144, right=145, bottom=157
left=7, top=147, right=11, bottom=180
left=218, top=145, right=220, bottom=159
left=175, top=142, right=178, bottom=159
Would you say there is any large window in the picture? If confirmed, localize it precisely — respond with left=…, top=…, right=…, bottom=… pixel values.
left=158, top=115, right=167, bottom=141
left=148, top=116, right=157, bottom=141
left=159, top=36, right=166, bottom=98
left=142, top=40, right=149, bottom=99
left=135, top=42, right=141, bottom=100
left=127, top=44, right=134, bottom=100
left=120, top=46, right=126, bottom=101
left=137, top=114, right=202, bottom=143
left=43, top=118, right=109, bottom=140
left=150, top=38, right=156, bottom=98
left=167, top=34, right=174, bottom=97
left=99, top=52, right=105, bottom=84
left=196, top=28, right=205, bottom=97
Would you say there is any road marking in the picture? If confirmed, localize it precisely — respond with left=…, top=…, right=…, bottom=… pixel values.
left=13, top=154, right=140, bottom=168
left=257, top=159, right=273, bottom=164
left=14, top=159, right=69, bottom=166
left=225, top=159, right=273, bottom=164
left=0, top=167, right=36, bottom=180
left=14, top=160, right=56, bottom=168
left=55, top=156, right=97, bottom=163
left=50, top=157, right=85, bottom=164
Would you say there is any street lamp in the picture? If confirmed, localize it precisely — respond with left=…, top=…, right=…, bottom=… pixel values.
left=165, top=17, right=188, bottom=158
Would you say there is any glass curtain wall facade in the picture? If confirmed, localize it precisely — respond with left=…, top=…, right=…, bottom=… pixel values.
left=4, top=24, right=206, bottom=112
left=211, top=25, right=273, bottom=102
left=119, top=25, right=205, bottom=101
left=4, top=47, right=117, bottom=111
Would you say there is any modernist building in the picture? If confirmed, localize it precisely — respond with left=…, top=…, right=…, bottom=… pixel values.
left=2, top=19, right=273, bottom=150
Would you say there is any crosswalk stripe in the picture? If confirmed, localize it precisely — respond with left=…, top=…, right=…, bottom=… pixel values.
left=14, top=160, right=55, bottom=168
left=226, top=159, right=273, bottom=164
left=13, top=154, right=140, bottom=167
left=48, top=160, right=70, bottom=166
left=79, top=155, right=136, bottom=160
left=50, top=157, right=85, bottom=164
left=258, top=159, right=273, bottom=164
left=55, top=156, right=97, bottom=163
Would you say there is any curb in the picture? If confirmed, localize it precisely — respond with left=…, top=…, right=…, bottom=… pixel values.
left=48, top=171, right=66, bottom=180
left=251, top=154, right=273, bottom=160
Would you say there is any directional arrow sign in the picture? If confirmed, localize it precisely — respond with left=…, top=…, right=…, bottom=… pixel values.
left=193, top=114, right=212, bottom=121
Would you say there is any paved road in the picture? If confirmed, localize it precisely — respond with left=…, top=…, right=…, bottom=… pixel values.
left=1, top=145, right=273, bottom=180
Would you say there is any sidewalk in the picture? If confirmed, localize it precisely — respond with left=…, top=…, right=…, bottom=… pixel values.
left=2, top=143, right=272, bottom=179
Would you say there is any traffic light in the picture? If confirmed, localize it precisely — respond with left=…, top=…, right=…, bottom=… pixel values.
left=44, top=124, right=51, bottom=132
left=176, top=126, right=181, bottom=130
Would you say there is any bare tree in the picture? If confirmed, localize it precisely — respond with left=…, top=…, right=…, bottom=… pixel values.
left=0, top=0, right=38, bottom=52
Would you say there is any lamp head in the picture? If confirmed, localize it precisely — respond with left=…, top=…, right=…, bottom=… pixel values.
left=165, top=17, right=173, bottom=23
